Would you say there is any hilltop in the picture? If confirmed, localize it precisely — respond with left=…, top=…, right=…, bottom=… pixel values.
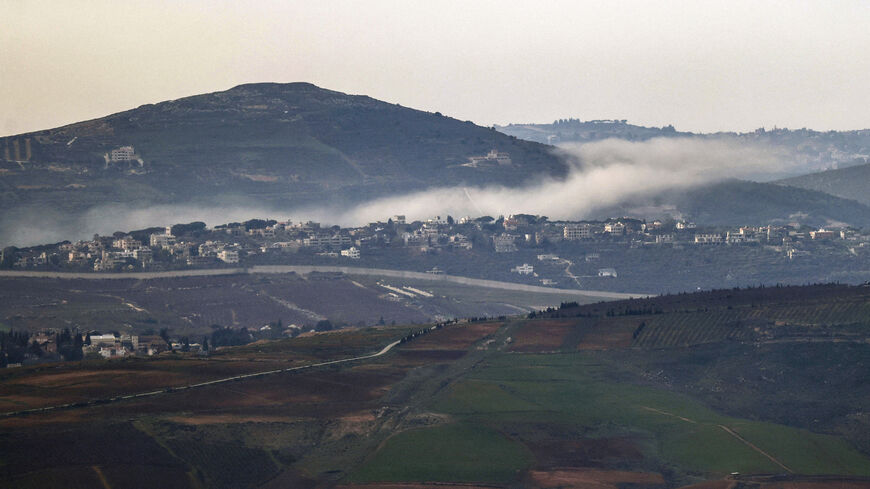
left=0, top=82, right=564, bottom=213
left=778, top=162, right=870, bottom=206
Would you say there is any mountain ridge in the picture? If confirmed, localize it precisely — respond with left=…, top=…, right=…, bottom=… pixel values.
left=777, top=162, right=870, bottom=206
left=0, top=82, right=566, bottom=213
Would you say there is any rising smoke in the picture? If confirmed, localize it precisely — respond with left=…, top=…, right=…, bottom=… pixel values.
left=1, top=138, right=790, bottom=247
left=326, top=137, right=790, bottom=224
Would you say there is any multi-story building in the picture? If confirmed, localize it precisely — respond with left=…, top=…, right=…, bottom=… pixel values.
left=563, top=223, right=592, bottom=240
left=110, top=146, right=135, bottom=162
left=217, top=250, right=239, bottom=263
left=340, top=247, right=361, bottom=259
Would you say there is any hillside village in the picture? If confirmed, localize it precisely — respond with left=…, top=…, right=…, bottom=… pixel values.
left=4, top=213, right=870, bottom=286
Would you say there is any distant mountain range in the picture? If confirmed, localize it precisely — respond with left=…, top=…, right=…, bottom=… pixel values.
left=498, top=119, right=870, bottom=178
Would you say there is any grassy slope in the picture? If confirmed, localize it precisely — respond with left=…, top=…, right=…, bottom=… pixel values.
left=348, top=423, right=533, bottom=484
left=430, top=352, right=870, bottom=476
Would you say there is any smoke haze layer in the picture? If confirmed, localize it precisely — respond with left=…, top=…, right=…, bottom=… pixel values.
left=325, top=137, right=790, bottom=224
left=1, top=138, right=788, bottom=247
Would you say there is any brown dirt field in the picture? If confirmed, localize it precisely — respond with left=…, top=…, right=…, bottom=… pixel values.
left=510, top=320, right=573, bottom=352
left=530, top=468, right=665, bottom=489
left=0, top=358, right=315, bottom=412
left=764, top=482, right=870, bottom=489
left=258, top=468, right=318, bottom=489
left=0, top=394, right=56, bottom=408
left=15, top=369, right=134, bottom=387
left=575, top=320, right=634, bottom=350
left=339, top=411, right=377, bottom=423
left=338, top=485, right=502, bottom=489
left=166, top=414, right=305, bottom=425
left=676, top=480, right=735, bottom=489
left=396, top=349, right=468, bottom=362
left=0, top=409, right=88, bottom=428
left=527, top=437, right=645, bottom=468
left=575, top=331, right=632, bottom=350
left=325, top=411, right=379, bottom=439
left=101, top=363, right=407, bottom=421
left=2, top=358, right=410, bottom=431
left=401, top=323, right=502, bottom=351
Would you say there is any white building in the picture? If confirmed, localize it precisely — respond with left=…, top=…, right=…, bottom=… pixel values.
left=604, top=222, right=626, bottom=235
left=341, top=247, right=361, bottom=259
left=676, top=221, right=697, bottom=230
left=89, top=334, right=117, bottom=348
left=598, top=268, right=618, bottom=278
left=218, top=250, right=239, bottom=263
left=150, top=233, right=176, bottom=248
left=469, top=149, right=511, bottom=166
left=694, top=233, right=724, bottom=245
left=303, top=234, right=352, bottom=248
left=113, top=236, right=141, bottom=251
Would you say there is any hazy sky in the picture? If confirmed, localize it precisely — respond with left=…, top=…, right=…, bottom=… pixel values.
left=2, top=0, right=868, bottom=136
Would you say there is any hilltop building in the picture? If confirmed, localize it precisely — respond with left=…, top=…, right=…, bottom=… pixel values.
left=468, top=149, right=511, bottom=166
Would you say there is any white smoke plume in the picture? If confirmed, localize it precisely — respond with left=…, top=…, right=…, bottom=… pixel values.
left=327, top=137, right=790, bottom=224
left=1, top=138, right=790, bottom=247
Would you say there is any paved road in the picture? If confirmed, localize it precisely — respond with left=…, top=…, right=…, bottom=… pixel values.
left=0, top=265, right=642, bottom=300
left=0, top=338, right=403, bottom=419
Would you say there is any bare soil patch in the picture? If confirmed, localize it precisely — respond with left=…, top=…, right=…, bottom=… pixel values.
left=575, top=319, right=635, bottom=350
left=764, top=481, right=870, bottom=489
left=529, top=468, right=665, bottom=489
left=510, top=320, right=573, bottom=352
left=338, top=485, right=501, bottom=489
left=402, top=323, right=501, bottom=351
left=167, top=414, right=304, bottom=425
left=526, top=437, right=645, bottom=468
left=676, top=481, right=735, bottom=489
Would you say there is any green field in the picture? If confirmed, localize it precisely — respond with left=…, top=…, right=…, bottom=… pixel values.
left=422, top=352, right=870, bottom=477
left=348, top=422, right=533, bottom=484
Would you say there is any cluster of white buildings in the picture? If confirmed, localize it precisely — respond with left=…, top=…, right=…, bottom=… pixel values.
left=84, top=333, right=171, bottom=358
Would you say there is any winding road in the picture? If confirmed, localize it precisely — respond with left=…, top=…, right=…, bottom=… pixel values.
left=0, top=338, right=403, bottom=419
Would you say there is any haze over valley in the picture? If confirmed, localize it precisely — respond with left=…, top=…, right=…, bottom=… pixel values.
left=3, top=2, right=870, bottom=489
